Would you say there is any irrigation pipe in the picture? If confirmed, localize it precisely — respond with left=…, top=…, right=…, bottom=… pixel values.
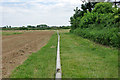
left=55, top=31, right=62, bottom=80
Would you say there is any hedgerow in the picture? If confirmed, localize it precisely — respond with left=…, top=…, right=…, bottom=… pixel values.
left=74, top=26, right=120, bottom=47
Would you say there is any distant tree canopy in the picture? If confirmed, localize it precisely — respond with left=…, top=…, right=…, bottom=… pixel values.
left=2, top=24, right=70, bottom=30
left=37, top=24, right=48, bottom=27
left=3, top=25, right=11, bottom=28
left=27, top=25, right=35, bottom=28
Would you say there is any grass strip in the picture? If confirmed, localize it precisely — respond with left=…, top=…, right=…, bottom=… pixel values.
left=2, top=32, right=22, bottom=35
left=10, top=33, right=57, bottom=78
left=60, top=31, right=118, bottom=78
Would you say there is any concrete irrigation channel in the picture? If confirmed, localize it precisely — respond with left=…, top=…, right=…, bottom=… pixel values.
left=56, top=31, right=62, bottom=79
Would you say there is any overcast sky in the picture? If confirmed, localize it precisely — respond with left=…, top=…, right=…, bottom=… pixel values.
left=0, top=0, right=119, bottom=27
left=0, top=0, right=83, bottom=27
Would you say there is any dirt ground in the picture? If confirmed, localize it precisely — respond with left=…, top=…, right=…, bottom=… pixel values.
left=2, top=30, right=54, bottom=78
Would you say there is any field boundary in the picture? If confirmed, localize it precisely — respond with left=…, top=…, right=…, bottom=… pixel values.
left=55, top=31, right=62, bottom=79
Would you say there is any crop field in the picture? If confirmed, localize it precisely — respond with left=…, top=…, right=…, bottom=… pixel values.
left=2, top=30, right=54, bottom=78
left=1, top=30, right=117, bottom=78
left=10, top=33, right=57, bottom=78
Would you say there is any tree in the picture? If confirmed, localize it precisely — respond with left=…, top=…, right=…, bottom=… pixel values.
left=19, top=26, right=28, bottom=30
left=37, top=24, right=48, bottom=28
left=27, top=25, right=35, bottom=28
left=92, top=2, right=113, bottom=14
left=81, top=2, right=98, bottom=12
left=9, top=26, right=11, bottom=28
left=70, top=2, right=97, bottom=30
left=2, top=26, right=6, bottom=28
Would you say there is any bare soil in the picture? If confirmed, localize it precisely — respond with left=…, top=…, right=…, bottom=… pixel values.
left=2, top=30, right=54, bottom=78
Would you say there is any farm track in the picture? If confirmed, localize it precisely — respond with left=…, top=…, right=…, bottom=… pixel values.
left=2, top=31, right=54, bottom=78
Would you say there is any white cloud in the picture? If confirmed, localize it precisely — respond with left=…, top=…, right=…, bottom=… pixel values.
left=0, top=0, right=82, bottom=26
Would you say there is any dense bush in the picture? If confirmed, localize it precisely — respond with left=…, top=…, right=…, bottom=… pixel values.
left=70, top=2, right=120, bottom=48
left=74, top=26, right=120, bottom=47
left=92, top=2, right=113, bottom=14
left=79, top=11, right=116, bottom=29
left=79, top=12, right=98, bottom=28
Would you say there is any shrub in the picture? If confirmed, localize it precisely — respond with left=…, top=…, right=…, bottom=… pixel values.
left=74, top=27, right=119, bottom=48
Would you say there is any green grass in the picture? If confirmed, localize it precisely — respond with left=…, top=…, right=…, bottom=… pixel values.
left=10, top=30, right=118, bottom=78
left=2, top=32, right=22, bottom=35
left=60, top=31, right=118, bottom=78
left=10, top=33, right=57, bottom=78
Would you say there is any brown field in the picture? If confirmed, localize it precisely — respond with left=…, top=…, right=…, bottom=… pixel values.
left=2, top=30, right=54, bottom=78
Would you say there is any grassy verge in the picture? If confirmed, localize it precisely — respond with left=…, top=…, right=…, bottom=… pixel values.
left=10, top=33, right=57, bottom=78
left=2, top=32, right=22, bottom=35
left=60, top=30, right=118, bottom=78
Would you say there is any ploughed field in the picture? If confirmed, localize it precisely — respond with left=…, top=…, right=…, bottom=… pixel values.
left=2, top=30, right=54, bottom=78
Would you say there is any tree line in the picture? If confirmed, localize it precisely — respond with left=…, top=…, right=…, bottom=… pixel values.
left=1, top=24, right=70, bottom=30
left=70, top=2, right=120, bottom=48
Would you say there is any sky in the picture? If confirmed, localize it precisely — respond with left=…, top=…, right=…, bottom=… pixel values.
left=0, top=0, right=119, bottom=27
left=0, top=0, right=83, bottom=27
